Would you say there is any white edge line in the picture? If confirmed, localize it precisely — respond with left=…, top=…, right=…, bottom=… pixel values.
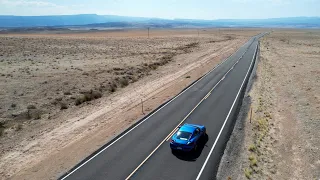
left=124, top=42, right=251, bottom=179
left=125, top=66, right=229, bottom=180
left=124, top=50, right=247, bottom=179
left=195, top=43, right=258, bottom=180
left=60, top=40, right=249, bottom=180
left=61, top=67, right=205, bottom=179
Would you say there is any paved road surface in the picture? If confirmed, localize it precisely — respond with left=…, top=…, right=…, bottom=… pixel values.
left=60, top=33, right=265, bottom=180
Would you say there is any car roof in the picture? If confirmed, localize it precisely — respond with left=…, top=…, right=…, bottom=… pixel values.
left=179, top=124, right=197, bottom=133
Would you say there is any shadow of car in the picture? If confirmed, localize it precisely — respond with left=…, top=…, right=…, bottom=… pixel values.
left=172, top=133, right=209, bottom=161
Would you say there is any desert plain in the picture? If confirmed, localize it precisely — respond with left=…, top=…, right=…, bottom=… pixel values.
left=1, top=28, right=318, bottom=180
left=0, top=28, right=262, bottom=179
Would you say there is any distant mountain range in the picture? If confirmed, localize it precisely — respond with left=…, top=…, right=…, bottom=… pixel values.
left=0, top=14, right=320, bottom=28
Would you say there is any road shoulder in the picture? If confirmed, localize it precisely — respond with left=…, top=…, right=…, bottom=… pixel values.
left=217, top=30, right=320, bottom=180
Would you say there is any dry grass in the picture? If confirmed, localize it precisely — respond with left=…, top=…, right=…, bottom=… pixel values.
left=0, top=28, right=263, bottom=179
left=244, top=168, right=253, bottom=179
left=0, top=28, right=261, bottom=140
left=1, top=29, right=236, bottom=129
left=249, top=154, right=257, bottom=167
left=245, top=29, right=320, bottom=179
left=248, top=144, right=257, bottom=152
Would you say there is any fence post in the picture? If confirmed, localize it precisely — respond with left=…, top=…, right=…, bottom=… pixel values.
left=141, top=99, right=144, bottom=114
left=250, top=107, right=252, bottom=123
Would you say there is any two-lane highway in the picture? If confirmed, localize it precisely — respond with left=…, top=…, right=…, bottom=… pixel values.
left=60, top=33, right=265, bottom=180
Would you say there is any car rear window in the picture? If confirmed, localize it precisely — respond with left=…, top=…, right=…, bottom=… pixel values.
left=176, top=131, right=192, bottom=140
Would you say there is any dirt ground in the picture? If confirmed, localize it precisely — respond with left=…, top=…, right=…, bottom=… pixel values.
left=217, top=29, right=320, bottom=179
left=0, top=29, right=263, bottom=179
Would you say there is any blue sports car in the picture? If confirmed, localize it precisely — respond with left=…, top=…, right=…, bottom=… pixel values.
left=170, top=123, right=206, bottom=152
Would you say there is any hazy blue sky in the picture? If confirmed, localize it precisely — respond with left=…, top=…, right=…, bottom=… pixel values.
left=0, top=0, right=319, bottom=19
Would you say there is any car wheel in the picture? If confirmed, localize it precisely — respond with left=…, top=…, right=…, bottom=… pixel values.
left=202, top=129, right=206, bottom=134
left=202, top=132, right=207, bottom=139
left=203, top=132, right=208, bottom=137
left=201, top=133, right=208, bottom=142
left=193, top=144, right=198, bottom=152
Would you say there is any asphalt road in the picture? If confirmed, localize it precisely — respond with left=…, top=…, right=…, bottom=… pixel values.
left=60, top=33, right=265, bottom=180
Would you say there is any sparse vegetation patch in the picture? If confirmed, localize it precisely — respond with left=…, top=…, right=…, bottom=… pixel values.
left=75, top=90, right=102, bottom=106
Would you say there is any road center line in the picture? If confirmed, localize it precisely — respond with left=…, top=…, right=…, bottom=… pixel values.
left=124, top=44, right=248, bottom=180
left=204, top=92, right=211, bottom=99
left=60, top=38, right=253, bottom=180
left=195, top=43, right=258, bottom=180
left=166, top=127, right=179, bottom=141
left=60, top=41, right=239, bottom=180
left=125, top=91, right=208, bottom=180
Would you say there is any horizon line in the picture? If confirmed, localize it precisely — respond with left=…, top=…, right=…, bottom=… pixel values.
left=0, top=14, right=319, bottom=21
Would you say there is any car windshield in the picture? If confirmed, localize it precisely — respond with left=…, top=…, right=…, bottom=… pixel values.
left=176, top=131, right=192, bottom=140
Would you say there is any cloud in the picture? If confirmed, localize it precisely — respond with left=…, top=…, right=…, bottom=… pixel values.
left=0, top=0, right=80, bottom=15
left=0, top=0, right=63, bottom=7
left=232, top=0, right=292, bottom=5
